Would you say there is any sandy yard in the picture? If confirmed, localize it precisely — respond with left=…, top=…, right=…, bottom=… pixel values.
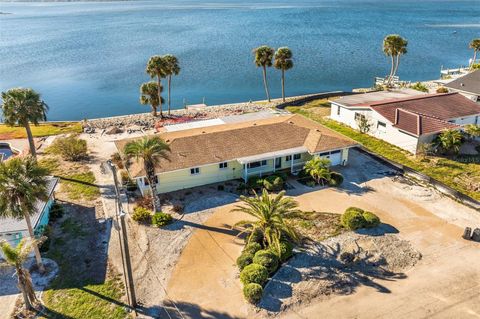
left=164, top=149, right=480, bottom=319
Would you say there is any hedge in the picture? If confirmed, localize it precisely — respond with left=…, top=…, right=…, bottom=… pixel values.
left=243, top=283, right=263, bottom=304
left=240, top=263, right=269, bottom=286
left=236, top=251, right=254, bottom=271
left=253, top=250, right=279, bottom=274
left=132, top=207, right=152, bottom=224
left=151, top=212, right=173, bottom=227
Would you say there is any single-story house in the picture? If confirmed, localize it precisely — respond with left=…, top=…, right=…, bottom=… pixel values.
left=330, top=90, right=480, bottom=154
left=0, top=177, right=58, bottom=248
left=444, top=70, right=480, bottom=102
left=116, top=114, right=358, bottom=195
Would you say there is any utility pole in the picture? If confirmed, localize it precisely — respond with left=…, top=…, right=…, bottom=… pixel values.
left=106, top=160, right=137, bottom=312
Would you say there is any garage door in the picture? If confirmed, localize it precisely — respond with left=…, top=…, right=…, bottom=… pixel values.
left=319, top=150, right=342, bottom=166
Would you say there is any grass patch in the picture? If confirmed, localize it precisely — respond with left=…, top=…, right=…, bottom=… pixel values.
left=38, top=157, right=61, bottom=175
left=287, top=105, right=480, bottom=201
left=292, top=211, right=345, bottom=242
left=61, top=172, right=100, bottom=201
left=0, top=122, right=81, bottom=139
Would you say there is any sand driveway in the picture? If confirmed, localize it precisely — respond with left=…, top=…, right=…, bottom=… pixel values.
left=166, top=150, right=480, bottom=318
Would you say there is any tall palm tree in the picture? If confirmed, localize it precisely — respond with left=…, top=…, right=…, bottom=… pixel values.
left=383, top=35, right=408, bottom=86
left=232, top=189, right=301, bottom=254
left=0, top=157, right=49, bottom=273
left=253, top=46, right=275, bottom=102
left=162, top=54, right=181, bottom=116
left=469, top=38, right=480, bottom=69
left=435, top=129, right=463, bottom=154
left=146, top=56, right=168, bottom=118
left=124, top=137, right=170, bottom=212
left=274, top=47, right=294, bottom=102
left=303, top=156, right=332, bottom=186
left=1, top=88, right=48, bottom=159
left=1, top=238, right=43, bottom=311
left=140, top=81, right=165, bottom=116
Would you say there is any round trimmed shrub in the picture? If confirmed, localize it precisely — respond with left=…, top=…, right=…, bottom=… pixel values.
left=362, top=211, right=380, bottom=228
left=244, top=242, right=262, bottom=255
left=245, top=228, right=264, bottom=245
left=132, top=207, right=152, bottom=224
left=151, top=212, right=173, bottom=227
left=341, top=207, right=366, bottom=230
left=329, top=171, right=344, bottom=186
left=253, top=250, right=279, bottom=274
left=247, top=176, right=264, bottom=189
left=263, top=175, right=284, bottom=191
left=240, top=264, right=269, bottom=286
left=243, top=283, right=263, bottom=304
left=270, top=241, right=294, bottom=262
left=236, top=251, right=254, bottom=271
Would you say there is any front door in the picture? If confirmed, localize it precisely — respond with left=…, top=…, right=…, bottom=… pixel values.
left=275, top=157, right=281, bottom=169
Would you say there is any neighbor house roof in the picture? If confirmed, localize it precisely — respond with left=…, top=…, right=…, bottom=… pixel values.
left=334, top=89, right=427, bottom=108
left=0, top=177, right=58, bottom=234
left=444, top=70, right=480, bottom=95
left=369, top=93, right=480, bottom=136
left=116, top=114, right=357, bottom=178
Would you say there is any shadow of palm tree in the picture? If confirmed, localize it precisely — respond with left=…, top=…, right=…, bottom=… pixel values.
left=160, top=300, right=243, bottom=319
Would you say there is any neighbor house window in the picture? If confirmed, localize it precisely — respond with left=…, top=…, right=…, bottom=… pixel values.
left=285, top=155, right=292, bottom=161
left=354, top=112, right=365, bottom=121
left=219, top=162, right=228, bottom=169
left=293, top=154, right=301, bottom=160
left=337, top=106, right=341, bottom=116
left=247, top=160, right=267, bottom=169
left=377, top=121, right=386, bottom=132
left=190, top=167, right=200, bottom=175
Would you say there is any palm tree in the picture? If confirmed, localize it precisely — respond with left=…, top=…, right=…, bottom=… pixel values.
left=436, top=129, right=463, bottom=154
left=274, top=47, right=294, bottom=102
left=162, top=54, right=180, bottom=115
left=1, top=88, right=48, bottom=159
left=124, top=137, right=170, bottom=212
left=383, top=35, right=408, bottom=86
left=469, top=38, right=480, bottom=69
left=232, top=189, right=301, bottom=254
left=146, top=56, right=168, bottom=117
left=303, top=156, right=332, bottom=186
left=140, top=81, right=165, bottom=116
left=1, top=238, right=43, bottom=311
left=0, top=157, right=49, bottom=273
left=253, top=46, right=275, bottom=102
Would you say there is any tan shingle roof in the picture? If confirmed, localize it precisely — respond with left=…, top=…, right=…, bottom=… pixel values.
left=115, top=114, right=357, bottom=178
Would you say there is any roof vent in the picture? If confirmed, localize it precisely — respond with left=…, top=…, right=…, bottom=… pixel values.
left=253, top=123, right=257, bottom=126
left=202, top=131, right=206, bottom=134
left=315, top=129, right=320, bottom=132
left=288, top=121, right=294, bottom=124
left=460, top=83, right=465, bottom=87
left=166, top=139, right=170, bottom=143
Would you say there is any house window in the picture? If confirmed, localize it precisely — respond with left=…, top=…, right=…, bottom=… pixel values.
left=143, top=176, right=158, bottom=185
left=354, top=112, right=365, bottom=121
left=319, top=152, right=329, bottom=156
left=377, top=121, right=386, bottom=132
left=219, top=162, right=228, bottom=169
left=190, top=167, right=200, bottom=175
left=247, top=160, right=267, bottom=169
left=285, top=155, right=292, bottom=161
left=337, top=105, right=341, bottom=116
left=330, top=150, right=341, bottom=155
left=293, top=154, right=302, bottom=160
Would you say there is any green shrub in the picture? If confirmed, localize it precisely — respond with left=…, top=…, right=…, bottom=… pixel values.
left=132, top=207, right=152, bottom=224
left=263, top=175, right=284, bottom=191
left=362, top=211, right=380, bottom=228
left=329, top=171, right=344, bottom=186
left=341, top=207, right=366, bottom=230
left=436, top=87, right=449, bottom=93
left=270, top=241, right=294, bottom=262
left=247, top=176, right=264, bottom=189
left=151, top=212, right=172, bottom=227
left=253, top=250, right=279, bottom=274
left=47, top=135, right=87, bottom=161
left=240, top=263, right=269, bottom=286
left=410, top=82, right=429, bottom=93
left=37, top=225, right=52, bottom=253
left=245, top=228, right=264, bottom=245
left=49, top=202, right=64, bottom=222
left=236, top=251, right=254, bottom=271
left=244, top=242, right=262, bottom=255
left=243, top=283, right=263, bottom=304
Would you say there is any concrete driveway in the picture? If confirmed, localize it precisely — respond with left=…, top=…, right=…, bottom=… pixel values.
left=166, top=149, right=480, bottom=319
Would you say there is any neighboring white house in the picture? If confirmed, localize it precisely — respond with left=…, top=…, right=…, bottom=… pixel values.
left=116, top=114, right=358, bottom=195
left=330, top=90, right=480, bottom=154
left=444, top=70, right=480, bottom=102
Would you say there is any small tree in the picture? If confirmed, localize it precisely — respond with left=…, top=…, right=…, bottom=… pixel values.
left=303, top=156, right=332, bottom=186
left=464, top=124, right=480, bottom=141
left=356, top=114, right=372, bottom=133
left=1, top=238, right=44, bottom=311
left=435, top=129, right=463, bottom=154
left=410, top=82, right=429, bottom=92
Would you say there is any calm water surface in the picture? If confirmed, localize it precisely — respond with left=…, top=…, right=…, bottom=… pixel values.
left=1, top=0, right=479, bottom=120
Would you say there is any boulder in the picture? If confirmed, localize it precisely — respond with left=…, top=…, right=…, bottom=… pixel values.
left=471, top=228, right=480, bottom=242
left=462, top=227, right=472, bottom=240
left=105, top=127, right=123, bottom=135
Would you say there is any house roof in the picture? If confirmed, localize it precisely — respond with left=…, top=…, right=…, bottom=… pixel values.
left=334, top=89, right=426, bottom=107
left=370, top=93, right=480, bottom=135
left=0, top=177, right=58, bottom=234
left=115, top=114, right=358, bottom=178
left=444, top=70, right=480, bottom=95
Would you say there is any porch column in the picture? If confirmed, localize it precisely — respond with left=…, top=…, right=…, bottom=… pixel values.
left=244, top=163, right=248, bottom=182
left=291, top=156, right=294, bottom=173
left=273, top=157, right=276, bottom=173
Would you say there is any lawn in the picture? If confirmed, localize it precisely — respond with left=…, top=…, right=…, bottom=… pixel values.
left=0, top=122, right=81, bottom=139
left=287, top=104, right=480, bottom=201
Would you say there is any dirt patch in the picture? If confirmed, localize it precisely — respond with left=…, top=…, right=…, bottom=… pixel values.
left=256, top=230, right=421, bottom=316
left=291, top=211, right=345, bottom=242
